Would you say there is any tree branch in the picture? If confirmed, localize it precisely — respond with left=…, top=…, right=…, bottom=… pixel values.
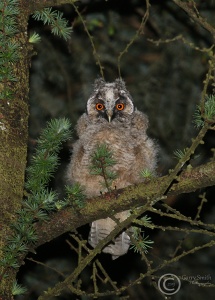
left=172, top=0, right=215, bottom=38
left=35, top=160, right=215, bottom=247
left=27, top=0, right=78, bottom=14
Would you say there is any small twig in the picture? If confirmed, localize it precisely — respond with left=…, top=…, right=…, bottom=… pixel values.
left=27, top=257, right=65, bottom=278
left=169, top=191, right=208, bottom=257
left=71, top=2, right=105, bottom=79
left=92, top=262, right=98, bottom=295
left=148, top=34, right=214, bottom=53
left=117, top=0, right=150, bottom=77
left=100, top=158, right=112, bottom=192
left=172, top=0, right=215, bottom=38
left=150, top=204, right=215, bottom=231
left=68, top=233, right=119, bottom=291
left=196, top=192, right=208, bottom=220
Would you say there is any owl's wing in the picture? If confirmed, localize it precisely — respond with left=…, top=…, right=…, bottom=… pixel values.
left=88, top=218, right=131, bottom=260
left=76, top=113, right=89, bottom=136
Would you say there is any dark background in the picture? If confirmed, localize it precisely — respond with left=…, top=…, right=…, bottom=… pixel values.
left=17, top=1, right=215, bottom=299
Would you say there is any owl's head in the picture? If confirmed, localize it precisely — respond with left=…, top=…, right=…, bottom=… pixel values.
left=87, top=78, right=134, bottom=122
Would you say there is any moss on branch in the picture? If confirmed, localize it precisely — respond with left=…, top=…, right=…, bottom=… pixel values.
left=172, top=0, right=215, bottom=37
left=35, top=160, right=215, bottom=247
left=27, top=0, right=78, bottom=14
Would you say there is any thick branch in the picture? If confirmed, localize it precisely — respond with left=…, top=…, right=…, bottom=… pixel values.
left=27, top=0, right=78, bottom=13
left=35, top=160, right=215, bottom=247
left=172, top=0, right=215, bottom=38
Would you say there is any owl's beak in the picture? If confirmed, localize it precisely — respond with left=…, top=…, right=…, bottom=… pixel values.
left=106, top=110, right=113, bottom=122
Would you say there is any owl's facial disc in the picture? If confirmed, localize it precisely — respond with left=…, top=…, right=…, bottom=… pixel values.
left=87, top=81, right=134, bottom=122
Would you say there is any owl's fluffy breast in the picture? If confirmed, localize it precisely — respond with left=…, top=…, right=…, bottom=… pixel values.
left=67, top=110, right=157, bottom=197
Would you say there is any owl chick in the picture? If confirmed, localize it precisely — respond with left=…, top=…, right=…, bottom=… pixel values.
left=67, top=78, right=157, bottom=259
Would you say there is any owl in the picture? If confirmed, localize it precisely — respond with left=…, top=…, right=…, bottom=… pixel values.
left=67, top=78, right=157, bottom=259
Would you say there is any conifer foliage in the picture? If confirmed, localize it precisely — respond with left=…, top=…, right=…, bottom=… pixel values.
left=0, top=118, right=72, bottom=283
left=0, top=0, right=20, bottom=99
left=32, top=7, right=72, bottom=40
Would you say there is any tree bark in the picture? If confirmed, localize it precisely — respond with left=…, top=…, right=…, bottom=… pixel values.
left=0, top=0, right=30, bottom=297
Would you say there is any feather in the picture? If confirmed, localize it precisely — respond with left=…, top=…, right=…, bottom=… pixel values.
left=88, top=219, right=131, bottom=259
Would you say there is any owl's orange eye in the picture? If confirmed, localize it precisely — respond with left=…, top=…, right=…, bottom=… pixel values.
left=96, top=103, right=104, bottom=111
left=116, top=103, right=124, bottom=111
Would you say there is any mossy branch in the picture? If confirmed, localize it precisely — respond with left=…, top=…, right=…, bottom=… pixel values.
left=35, top=159, right=215, bottom=248
left=172, top=0, right=215, bottom=37
left=38, top=205, right=215, bottom=299
left=26, top=121, right=215, bottom=298
left=28, top=0, right=78, bottom=14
